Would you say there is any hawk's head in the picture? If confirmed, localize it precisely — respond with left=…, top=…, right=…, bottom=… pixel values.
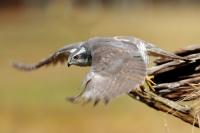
left=68, top=46, right=91, bottom=67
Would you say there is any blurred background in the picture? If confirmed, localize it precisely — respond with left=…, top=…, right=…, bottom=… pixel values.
left=1, top=0, right=200, bottom=133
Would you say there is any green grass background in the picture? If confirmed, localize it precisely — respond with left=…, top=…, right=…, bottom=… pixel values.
left=0, top=2, right=200, bottom=133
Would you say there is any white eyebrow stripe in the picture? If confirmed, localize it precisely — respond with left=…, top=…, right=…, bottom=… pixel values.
left=70, top=48, right=77, bottom=53
left=75, top=47, right=86, bottom=55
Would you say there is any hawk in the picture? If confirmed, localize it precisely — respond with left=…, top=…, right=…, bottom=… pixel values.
left=13, top=36, right=185, bottom=105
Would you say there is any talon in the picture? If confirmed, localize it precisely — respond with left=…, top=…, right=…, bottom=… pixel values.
left=145, top=76, right=156, bottom=91
left=145, top=75, right=156, bottom=85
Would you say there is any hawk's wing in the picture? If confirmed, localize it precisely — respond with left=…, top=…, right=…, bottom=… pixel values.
left=70, top=41, right=146, bottom=104
left=12, top=43, right=82, bottom=71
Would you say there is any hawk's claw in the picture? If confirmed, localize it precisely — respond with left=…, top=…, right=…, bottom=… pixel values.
left=145, top=76, right=156, bottom=91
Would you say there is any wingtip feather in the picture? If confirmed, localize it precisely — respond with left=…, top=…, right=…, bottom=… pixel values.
left=11, top=61, right=36, bottom=71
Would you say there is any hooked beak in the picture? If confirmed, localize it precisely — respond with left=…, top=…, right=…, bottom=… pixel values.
left=67, top=62, right=71, bottom=67
left=67, top=57, right=72, bottom=67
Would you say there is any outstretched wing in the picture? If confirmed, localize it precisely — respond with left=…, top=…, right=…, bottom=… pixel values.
left=70, top=40, right=147, bottom=104
left=12, top=43, right=82, bottom=71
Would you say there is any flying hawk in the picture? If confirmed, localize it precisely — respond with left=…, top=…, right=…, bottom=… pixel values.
left=13, top=36, right=185, bottom=105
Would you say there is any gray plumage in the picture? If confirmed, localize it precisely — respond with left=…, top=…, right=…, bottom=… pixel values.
left=12, top=36, right=186, bottom=105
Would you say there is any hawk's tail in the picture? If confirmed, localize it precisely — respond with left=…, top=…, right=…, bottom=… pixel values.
left=145, top=43, right=189, bottom=61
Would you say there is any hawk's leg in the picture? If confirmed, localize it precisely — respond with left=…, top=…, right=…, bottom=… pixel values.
left=137, top=76, right=156, bottom=94
left=145, top=76, right=156, bottom=92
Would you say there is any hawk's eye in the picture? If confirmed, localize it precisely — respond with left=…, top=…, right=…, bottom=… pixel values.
left=74, top=55, right=79, bottom=59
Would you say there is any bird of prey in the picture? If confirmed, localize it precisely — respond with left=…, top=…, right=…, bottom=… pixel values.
left=13, top=36, right=186, bottom=105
